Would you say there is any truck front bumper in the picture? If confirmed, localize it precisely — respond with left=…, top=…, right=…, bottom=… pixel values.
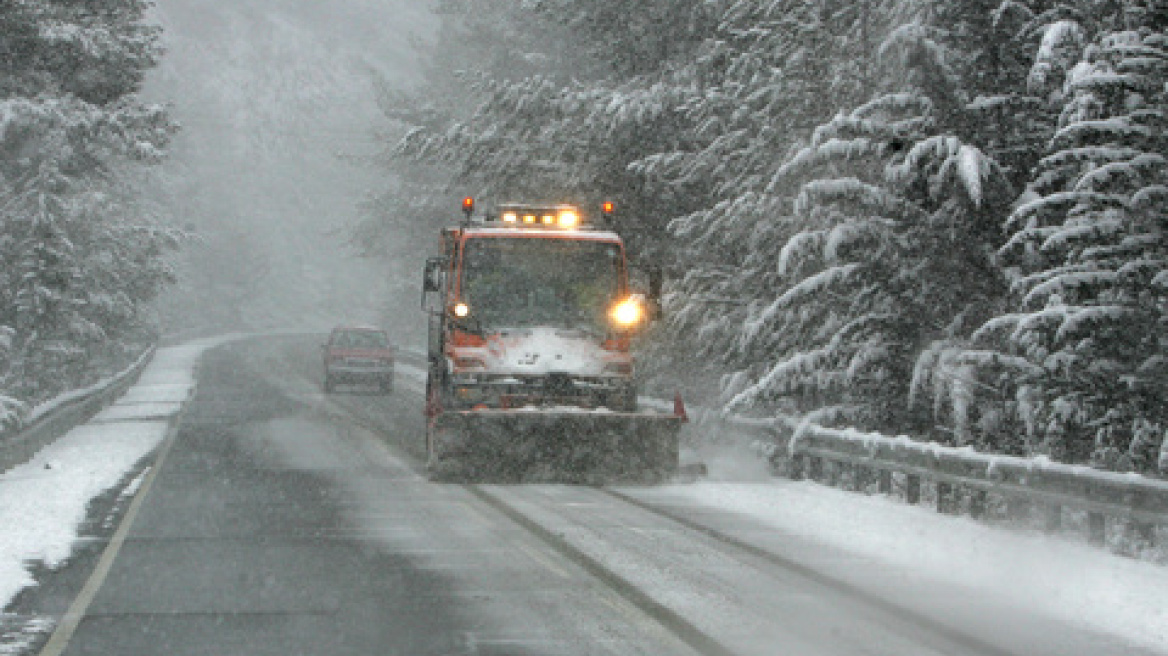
left=447, top=373, right=635, bottom=411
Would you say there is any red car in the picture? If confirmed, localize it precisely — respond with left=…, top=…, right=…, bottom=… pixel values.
left=322, top=326, right=395, bottom=393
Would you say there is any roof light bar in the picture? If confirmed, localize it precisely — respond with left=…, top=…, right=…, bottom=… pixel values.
left=488, top=203, right=587, bottom=230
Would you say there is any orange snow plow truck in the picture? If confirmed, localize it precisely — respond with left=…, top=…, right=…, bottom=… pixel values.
left=420, top=198, right=682, bottom=483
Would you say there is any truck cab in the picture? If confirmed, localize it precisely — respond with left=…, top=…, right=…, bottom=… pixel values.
left=422, top=201, right=652, bottom=413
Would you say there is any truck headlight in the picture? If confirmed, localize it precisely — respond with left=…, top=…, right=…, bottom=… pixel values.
left=610, top=297, right=643, bottom=327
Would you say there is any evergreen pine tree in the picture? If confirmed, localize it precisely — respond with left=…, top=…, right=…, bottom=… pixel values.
left=969, top=24, right=1168, bottom=470
left=0, top=0, right=175, bottom=412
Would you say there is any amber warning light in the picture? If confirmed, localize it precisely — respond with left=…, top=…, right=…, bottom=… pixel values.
left=494, top=204, right=582, bottom=229
left=462, top=197, right=475, bottom=216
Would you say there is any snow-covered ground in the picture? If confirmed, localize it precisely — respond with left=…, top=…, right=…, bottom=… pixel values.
left=640, top=480, right=1168, bottom=654
left=0, top=338, right=230, bottom=612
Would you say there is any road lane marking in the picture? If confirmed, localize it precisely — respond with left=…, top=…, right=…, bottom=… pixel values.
left=37, top=419, right=182, bottom=656
left=466, top=485, right=736, bottom=656
left=605, top=488, right=1020, bottom=656
left=516, top=541, right=572, bottom=580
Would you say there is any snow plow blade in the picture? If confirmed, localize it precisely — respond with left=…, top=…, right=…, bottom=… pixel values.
left=427, top=410, right=681, bottom=484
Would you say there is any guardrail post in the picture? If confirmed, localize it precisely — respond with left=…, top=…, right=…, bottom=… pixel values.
left=1044, top=504, right=1062, bottom=533
left=808, top=456, right=823, bottom=483
left=878, top=469, right=892, bottom=495
left=906, top=475, right=921, bottom=505
left=789, top=454, right=806, bottom=481
left=1133, top=521, right=1155, bottom=546
left=1008, top=497, right=1030, bottom=521
left=853, top=465, right=872, bottom=493
left=970, top=490, right=988, bottom=519
left=936, top=482, right=955, bottom=514
left=825, top=460, right=840, bottom=487
left=1087, top=513, right=1106, bottom=547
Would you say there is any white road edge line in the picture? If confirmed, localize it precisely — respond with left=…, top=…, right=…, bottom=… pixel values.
left=36, top=417, right=183, bottom=656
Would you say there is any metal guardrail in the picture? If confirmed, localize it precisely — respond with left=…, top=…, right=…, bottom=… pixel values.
left=700, top=413, right=1167, bottom=549
left=0, top=347, right=156, bottom=474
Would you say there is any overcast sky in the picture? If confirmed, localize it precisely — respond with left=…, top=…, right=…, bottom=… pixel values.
left=142, top=0, right=438, bottom=338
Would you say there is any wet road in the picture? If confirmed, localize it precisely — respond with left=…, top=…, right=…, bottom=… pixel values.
left=12, top=337, right=1158, bottom=656
left=43, top=338, right=700, bottom=656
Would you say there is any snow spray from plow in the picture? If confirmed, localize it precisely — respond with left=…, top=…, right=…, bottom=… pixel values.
left=427, top=409, right=682, bottom=484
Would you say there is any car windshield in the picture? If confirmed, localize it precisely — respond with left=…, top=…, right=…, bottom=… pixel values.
left=332, top=330, right=388, bottom=348
left=460, top=237, right=622, bottom=333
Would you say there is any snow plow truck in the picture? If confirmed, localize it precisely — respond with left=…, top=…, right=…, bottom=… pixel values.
left=420, top=198, right=682, bottom=483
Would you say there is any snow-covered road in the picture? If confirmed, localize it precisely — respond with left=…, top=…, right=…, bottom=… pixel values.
left=1, top=335, right=1165, bottom=655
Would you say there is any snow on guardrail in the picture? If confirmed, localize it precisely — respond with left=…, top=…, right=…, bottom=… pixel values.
left=0, top=347, right=156, bottom=474
left=697, top=410, right=1168, bottom=548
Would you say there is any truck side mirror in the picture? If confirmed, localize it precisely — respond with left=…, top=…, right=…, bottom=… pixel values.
left=629, top=265, right=665, bottom=321
left=421, top=257, right=446, bottom=312
left=423, top=258, right=444, bottom=292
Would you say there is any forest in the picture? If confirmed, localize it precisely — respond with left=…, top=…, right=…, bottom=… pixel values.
left=0, top=0, right=176, bottom=431
left=359, top=0, right=1168, bottom=475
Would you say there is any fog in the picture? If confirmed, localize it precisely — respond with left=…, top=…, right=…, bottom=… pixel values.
left=142, top=0, right=437, bottom=344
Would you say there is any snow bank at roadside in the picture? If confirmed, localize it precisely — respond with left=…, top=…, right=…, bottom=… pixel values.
left=0, top=337, right=230, bottom=612
left=661, top=481, right=1168, bottom=653
left=24, top=348, right=156, bottom=427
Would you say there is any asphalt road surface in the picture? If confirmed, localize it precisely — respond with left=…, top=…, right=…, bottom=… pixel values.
left=9, top=336, right=1157, bottom=656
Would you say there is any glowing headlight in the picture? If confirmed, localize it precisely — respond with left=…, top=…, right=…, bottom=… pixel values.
left=453, top=302, right=470, bottom=318
left=610, top=297, right=643, bottom=327
left=558, top=210, right=579, bottom=228
left=523, top=214, right=536, bottom=224
left=502, top=212, right=518, bottom=223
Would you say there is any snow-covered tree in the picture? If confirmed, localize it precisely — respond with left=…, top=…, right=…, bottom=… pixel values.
left=725, top=94, right=1012, bottom=433
left=965, top=24, right=1168, bottom=471
left=642, top=0, right=909, bottom=399
left=356, top=1, right=559, bottom=256
left=364, top=0, right=715, bottom=265
left=0, top=0, right=176, bottom=411
left=660, top=0, right=1021, bottom=426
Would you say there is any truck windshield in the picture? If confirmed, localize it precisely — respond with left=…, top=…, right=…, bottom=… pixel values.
left=461, top=237, right=622, bottom=333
